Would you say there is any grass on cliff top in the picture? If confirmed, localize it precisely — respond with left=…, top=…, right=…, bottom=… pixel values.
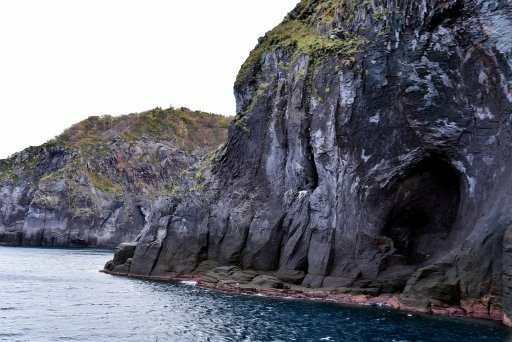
left=236, top=0, right=363, bottom=84
left=57, top=107, right=231, bottom=152
left=0, top=159, right=19, bottom=183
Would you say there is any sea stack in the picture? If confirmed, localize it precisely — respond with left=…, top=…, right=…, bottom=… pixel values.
left=106, top=0, right=512, bottom=324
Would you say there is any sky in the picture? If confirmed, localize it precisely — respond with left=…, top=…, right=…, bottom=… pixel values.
left=0, top=0, right=298, bottom=159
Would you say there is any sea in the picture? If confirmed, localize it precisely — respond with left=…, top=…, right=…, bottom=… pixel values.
left=0, top=247, right=509, bottom=341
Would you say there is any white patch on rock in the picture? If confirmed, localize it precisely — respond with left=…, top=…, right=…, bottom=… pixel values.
left=339, top=72, right=356, bottom=107
left=311, top=96, right=320, bottom=111
left=369, top=112, right=380, bottom=124
left=350, top=177, right=361, bottom=194
left=405, top=85, right=421, bottom=93
left=480, top=7, right=512, bottom=102
left=431, top=119, right=462, bottom=138
left=361, top=149, right=371, bottom=163
left=338, top=72, right=359, bottom=126
left=453, top=161, right=477, bottom=197
left=475, top=107, right=494, bottom=120
left=312, top=129, right=325, bottom=151
left=483, top=155, right=494, bottom=166
left=465, top=153, right=474, bottom=166
left=423, top=76, right=439, bottom=106
left=453, top=160, right=467, bottom=174
left=298, top=190, right=308, bottom=200
left=157, top=226, right=167, bottom=241
left=440, top=73, right=453, bottom=88
left=481, top=9, right=512, bottom=70
left=467, top=177, right=477, bottom=197
left=369, top=159, right=387, bottom=174
left=501, top=75, right=512, bottom=103
left=479, top=70, right=488, bottom=84
left=463, top=49, right=474, bottom=64
left=432, top=26, right=455, bottom=54
left=397, top=148, right=423, bottom=163
left=418, top=1, right=427, bottom=24
left=410, top=38, right=418, bottom=51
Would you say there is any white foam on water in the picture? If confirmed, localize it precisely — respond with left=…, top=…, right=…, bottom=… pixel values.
left=180, top=281, right=197, bottom=286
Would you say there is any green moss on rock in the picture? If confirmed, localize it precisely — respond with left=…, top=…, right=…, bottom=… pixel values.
left=236, top=0, right=364, bottom=85
left=57, top=107, right=231, bottom=153
left=88, top=172, right=123, bottom=195
left=0, top=160, right=18, bottom=183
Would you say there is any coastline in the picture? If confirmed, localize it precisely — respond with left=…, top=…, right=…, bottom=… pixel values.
left=101, top=269, right=510, bottom=328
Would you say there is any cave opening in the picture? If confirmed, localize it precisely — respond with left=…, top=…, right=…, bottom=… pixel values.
left=381, top=155, right=461, bottom=266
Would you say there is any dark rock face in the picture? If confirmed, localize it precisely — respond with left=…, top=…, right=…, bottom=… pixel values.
left=0, top=108, right=229, bottom=247
left=110, top=0, right=512, bottom=322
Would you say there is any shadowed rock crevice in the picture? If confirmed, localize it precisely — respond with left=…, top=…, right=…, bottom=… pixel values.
left=428, top=0, right=464, bottom=30
left=381, top=155, right=461, bottom=266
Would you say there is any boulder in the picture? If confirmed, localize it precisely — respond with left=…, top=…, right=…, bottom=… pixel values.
left=276, top=270, right=306, bottom=285
left=113, top=242, right=137, bottom=265
left=231, top=271, right=258, bottom=283
left=194, top=260, right=220, bottom=274
left=212, top=266, right=239, bottom=275
left=251, top=275, right=284, bottom=289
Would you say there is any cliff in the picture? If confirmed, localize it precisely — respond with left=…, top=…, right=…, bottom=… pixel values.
left=0, top=107, right=230, bottom=247
left=106, top=0, right=512, bottom=323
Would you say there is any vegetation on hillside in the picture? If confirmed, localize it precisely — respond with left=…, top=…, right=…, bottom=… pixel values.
left=236, top=0, right=366, bottom=84
left=57, top=107, right=231, bottom=152
left=0, top=106, right=232, bottom=198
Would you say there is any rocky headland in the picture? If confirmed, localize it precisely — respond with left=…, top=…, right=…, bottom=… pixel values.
left=0, top=107, right=229, bottom=247
left=104, top=0, right=512, bottom=325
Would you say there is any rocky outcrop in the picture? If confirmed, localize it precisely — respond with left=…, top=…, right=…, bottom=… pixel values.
left=0, top=107, right=229, bottom=247
left=107, top=0, right=512, bottom=323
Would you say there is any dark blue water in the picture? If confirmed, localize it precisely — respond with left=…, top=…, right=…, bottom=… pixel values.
left=0, top=247, right=510, bottom=342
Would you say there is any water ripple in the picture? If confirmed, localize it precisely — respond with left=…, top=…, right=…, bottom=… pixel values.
left=0, top=247, right=510, bottom=341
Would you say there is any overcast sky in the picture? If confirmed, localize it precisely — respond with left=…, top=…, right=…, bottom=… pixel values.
left=0, top=0, right=298, bottom=159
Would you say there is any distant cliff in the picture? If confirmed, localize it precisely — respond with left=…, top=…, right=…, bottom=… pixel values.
left=106, top=0, right=512, bottom=324
left=0, top=107, right=230, bottom=247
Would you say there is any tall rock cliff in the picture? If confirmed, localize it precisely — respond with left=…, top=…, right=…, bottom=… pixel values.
left=0, top=107, right=229, bottom=247
left=107, top=0, right=512, bottom=322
